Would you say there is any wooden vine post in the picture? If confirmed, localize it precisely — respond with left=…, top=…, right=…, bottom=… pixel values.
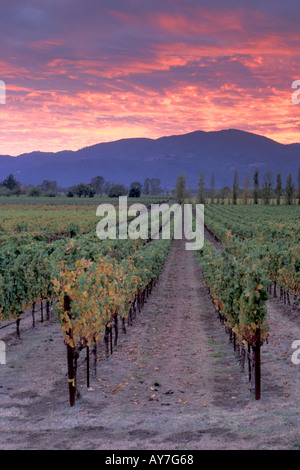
left=253, top=329, right=261, bottom=400
left=64, top=294, right=76, bottom=407
left=86, top=346, right=90, bottom=389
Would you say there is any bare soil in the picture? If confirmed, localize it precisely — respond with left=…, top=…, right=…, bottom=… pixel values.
left=0, top=237, right=299, bottom=450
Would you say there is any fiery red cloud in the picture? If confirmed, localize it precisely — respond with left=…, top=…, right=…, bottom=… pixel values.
left=0, top=1, right=300, bottom=156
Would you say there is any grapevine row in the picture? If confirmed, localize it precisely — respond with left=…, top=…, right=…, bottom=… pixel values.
left=203, top=205, right=300, bottom=305
left=0, top=209, right=174, bottom=406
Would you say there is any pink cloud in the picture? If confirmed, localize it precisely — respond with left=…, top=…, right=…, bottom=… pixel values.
left=1, top=3, right=300, bottom=155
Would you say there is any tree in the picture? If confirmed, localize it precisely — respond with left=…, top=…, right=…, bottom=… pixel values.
left=232, top=170, right=239, bottom=205
left=174, top=173, right=187, bottom=205
left=128, top=181, right=142, bottom=198
left=285, top=173, right=294, bottom=205
left=275, top=173, right=282, bottom=205
left=143, top=178, right=150, bottom=195
left=242, top=171, right=251, bottom=204
left=28, top=186, right=42, bottom=197
left=44, top=190, right=56, bottom=197
left=262, top=171, right=274, bottom=205
left=108, top=184, right=127, bottom=198
left=69, top=183, right=95, bottom=198
left=253, top=169, right=259, bottom=204
left=196, top=172, right=205, bottom=204
left=90, top=176, right=105, bottom=195
left=41, top=180, right=58, bottom=194
left=149, top=178, right=162, bottom=195
left=187, top=184, right=193, bottom=204
left=222, top=186, right=231, bottom=204
left=1, top=173, right=21, bottom=193
left=210, top=172, right=215, bottom=204
left=103, top=181, right=111, bottom=194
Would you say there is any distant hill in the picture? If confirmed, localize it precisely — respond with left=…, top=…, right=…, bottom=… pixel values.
left=0, top=129, right=299, bottom=189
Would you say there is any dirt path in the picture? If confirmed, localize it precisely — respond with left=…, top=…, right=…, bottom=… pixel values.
left=0, top=238, right=299, bottom=450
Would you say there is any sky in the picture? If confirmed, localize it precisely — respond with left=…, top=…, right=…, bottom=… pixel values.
left=0, top=0, right=300, bottom=156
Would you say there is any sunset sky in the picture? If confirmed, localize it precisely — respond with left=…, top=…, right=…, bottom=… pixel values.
left=0, top=0, right=300, bottom=156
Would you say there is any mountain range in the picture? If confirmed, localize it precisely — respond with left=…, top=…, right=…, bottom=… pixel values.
left=0, top=129, right=299, bottom=189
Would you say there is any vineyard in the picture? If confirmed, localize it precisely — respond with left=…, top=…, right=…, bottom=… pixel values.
left=203, top=205, right=300, bottom=307
left=196, top=204, right=299, bottom=399
left=0, top=198, right=299, bottom=449
left=0, top=195, right=173, bottom=240
left=0, top=196, right=177, bottom=406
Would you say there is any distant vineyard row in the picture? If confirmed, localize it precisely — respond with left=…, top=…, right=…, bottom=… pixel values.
left=0, top=195, right=173, bottom=239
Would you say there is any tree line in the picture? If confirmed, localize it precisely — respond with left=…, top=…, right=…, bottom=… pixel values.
left=0, top=174, right=164, bottom=198
left=2, top=168, right=299, bottom=203
left=174, top=167, right=300, bottom=205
